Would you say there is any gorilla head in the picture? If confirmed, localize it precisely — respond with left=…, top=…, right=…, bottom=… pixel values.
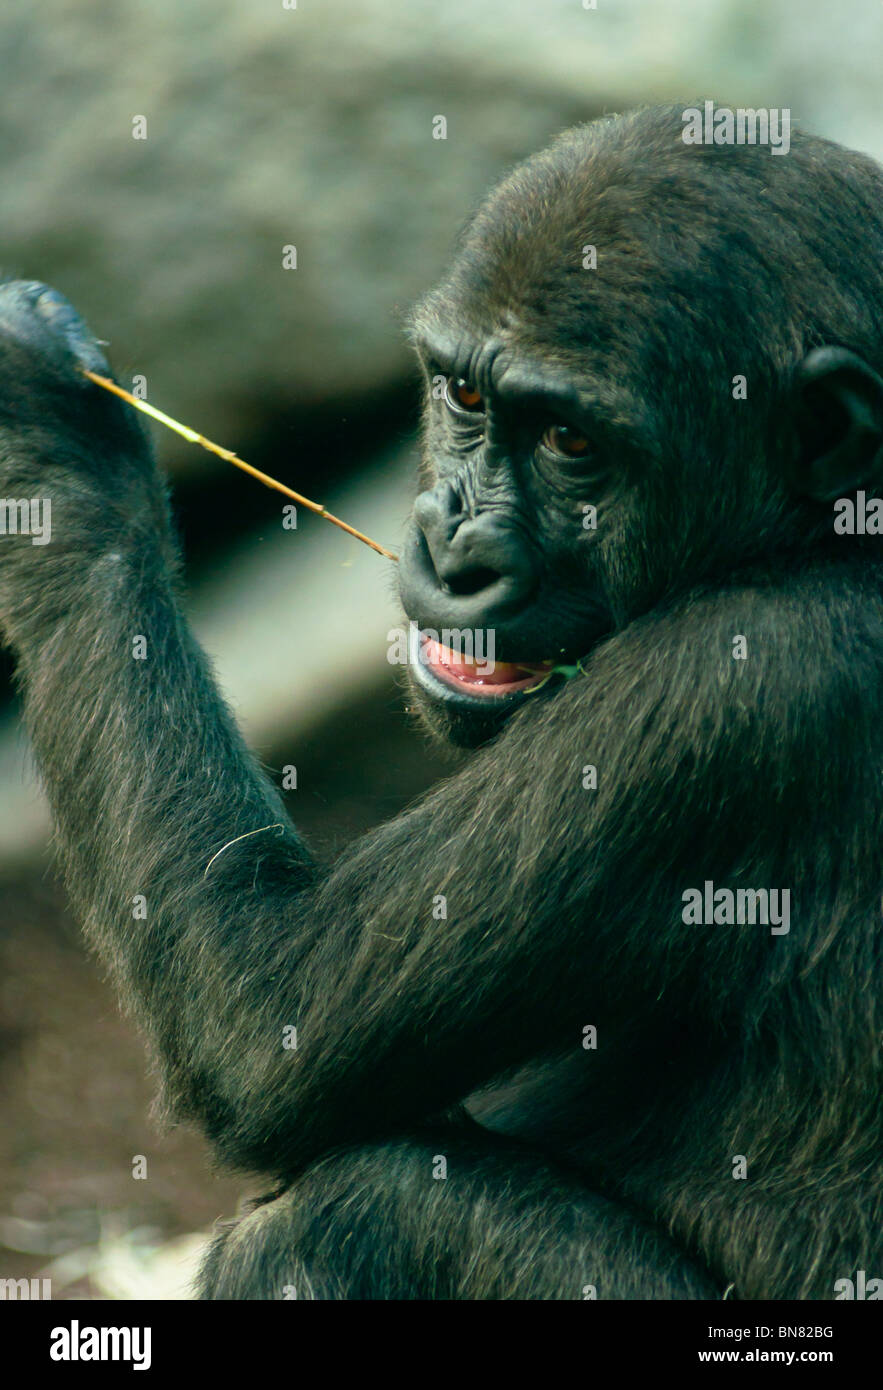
left=398, top=105, right=883, bottom=744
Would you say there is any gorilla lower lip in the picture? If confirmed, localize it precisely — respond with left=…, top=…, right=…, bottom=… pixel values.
left=421, top=636, right=552, bottom=696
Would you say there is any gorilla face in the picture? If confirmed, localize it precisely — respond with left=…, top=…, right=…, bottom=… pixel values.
left=397, top=320, right=618, bottom=745
left=398, top=245, right=629, bottom=746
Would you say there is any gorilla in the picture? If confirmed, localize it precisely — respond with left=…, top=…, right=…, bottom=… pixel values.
left=0, top=103, right=882, bottom=1300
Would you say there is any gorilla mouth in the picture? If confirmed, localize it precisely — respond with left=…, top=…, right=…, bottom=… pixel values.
left=417, top=634, right=555, bottom=700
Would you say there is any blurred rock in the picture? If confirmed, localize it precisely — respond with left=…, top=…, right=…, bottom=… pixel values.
left=0, top=0, right=615, bottom=469
left=2, top=0, right=877, bottom=477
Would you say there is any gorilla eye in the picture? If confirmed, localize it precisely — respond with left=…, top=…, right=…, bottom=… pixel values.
left=542, top=424, right=591, bottom=460
left=445, top=377, right=484, bottom=414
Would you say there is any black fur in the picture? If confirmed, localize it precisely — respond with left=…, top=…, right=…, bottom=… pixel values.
left=1, top=107, right=882, bottom=1299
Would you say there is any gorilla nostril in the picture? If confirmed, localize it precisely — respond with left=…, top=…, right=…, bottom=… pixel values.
left=405, top=492, right=538, bottom=619
left=445, top=566, right=501, bottom=596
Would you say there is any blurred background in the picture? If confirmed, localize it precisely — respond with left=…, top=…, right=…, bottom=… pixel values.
left=0, top=0, right=881, bottom=1298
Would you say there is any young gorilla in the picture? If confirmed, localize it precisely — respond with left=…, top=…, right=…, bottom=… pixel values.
left=1, top=104, right=882, bottom=1301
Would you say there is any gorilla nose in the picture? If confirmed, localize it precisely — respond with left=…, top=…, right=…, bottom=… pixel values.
left=401, top=481, right=537, bottom=629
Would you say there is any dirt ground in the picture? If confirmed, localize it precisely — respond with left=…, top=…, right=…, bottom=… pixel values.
left=0, top=874, right=250, bottom=1298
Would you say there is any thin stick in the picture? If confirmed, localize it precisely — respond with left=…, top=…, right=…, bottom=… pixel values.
left=82, top=369, right=398, bottom=562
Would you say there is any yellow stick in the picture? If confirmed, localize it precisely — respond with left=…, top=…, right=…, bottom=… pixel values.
left=82, top=369, right=399, bottom=562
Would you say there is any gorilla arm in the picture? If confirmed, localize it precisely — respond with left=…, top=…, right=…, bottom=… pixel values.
left=0, top=300, right=867, bottom=1182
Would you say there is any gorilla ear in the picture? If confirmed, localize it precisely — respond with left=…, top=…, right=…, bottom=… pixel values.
left=793, top=347, right=883, bottom=502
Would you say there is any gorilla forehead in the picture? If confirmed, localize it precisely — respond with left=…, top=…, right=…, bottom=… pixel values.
left=413, top=104, right=883, bottom=376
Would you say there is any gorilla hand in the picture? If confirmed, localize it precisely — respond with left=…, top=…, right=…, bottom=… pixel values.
left=0, top=280, right=172, bottom=650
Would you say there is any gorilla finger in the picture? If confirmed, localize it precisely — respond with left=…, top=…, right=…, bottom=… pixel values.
left=0, top=279, right=111, bottom=376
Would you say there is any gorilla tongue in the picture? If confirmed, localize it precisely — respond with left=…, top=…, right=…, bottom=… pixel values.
left=422, top=638, right=553, bottom=696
